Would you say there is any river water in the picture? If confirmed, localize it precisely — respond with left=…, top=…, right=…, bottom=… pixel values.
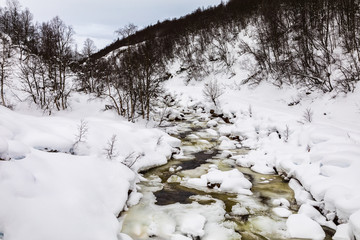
left=119, top=112, right=333, bottom=240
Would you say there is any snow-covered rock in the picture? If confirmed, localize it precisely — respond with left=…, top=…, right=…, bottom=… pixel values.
left=218, top=136, right=237, bottom=150
left=184, top=167, right=252, bottom=195
left=178, top=213, right=206, bottom=237
left=333, top=224, right=353, bottom=240
left=286, top=214, right=325, bottom=239
left=206, top=120, right=218, bottom=128
left=273, top=207, right=292, bottom=218
left=231, top=203, right=249, bottom=216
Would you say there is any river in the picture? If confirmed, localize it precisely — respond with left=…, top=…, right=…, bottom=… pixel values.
left=119, top=111, right=334, bottom=240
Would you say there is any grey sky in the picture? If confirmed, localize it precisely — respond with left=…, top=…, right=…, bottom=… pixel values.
left=0, top=0, right=223, bottom=50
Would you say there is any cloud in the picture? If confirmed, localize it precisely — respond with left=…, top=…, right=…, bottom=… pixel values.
left=1, top=0, right=223, bottom=49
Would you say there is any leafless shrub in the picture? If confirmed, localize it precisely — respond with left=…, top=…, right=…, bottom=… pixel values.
left=75, top=119, right=88, bottom=143
left=122, top=151, right=144, bottom=169
left=302, top=108, right=313, bottom=123
left=283, top=125, right=290, bottom=142
left=203, top=79, right=224, bottom=107
left=71, top=119, right=88, bottom=154
left=104, top=134, right=118, bottom=160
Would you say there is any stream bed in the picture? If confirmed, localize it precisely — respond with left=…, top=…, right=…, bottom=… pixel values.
left=119, top=113, right=334, bottom=240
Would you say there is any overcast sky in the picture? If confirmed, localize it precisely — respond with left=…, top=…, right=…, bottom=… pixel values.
left=0, top=0, right=223, bottom=50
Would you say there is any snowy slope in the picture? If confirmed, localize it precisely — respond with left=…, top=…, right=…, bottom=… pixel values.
left=0, top=94, right=180, bottom=240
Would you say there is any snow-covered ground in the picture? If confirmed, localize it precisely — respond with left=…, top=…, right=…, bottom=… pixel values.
left=165, top=60, right=360, bottom=239
left=0, top=94, right=180, bottom=240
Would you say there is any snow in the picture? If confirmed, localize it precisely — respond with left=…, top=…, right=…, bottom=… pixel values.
left=178, top=213, right=206, bottom=237
left=183, top=165, right=252, bottom=195
left=273, top=207, right=292, bottom=218
left=286, top=214, right=326, bottom=239
left=0, top=137, right=9, bottom=160
left=272, top=198, right=290, bottom=208
left=298, top=204, right=336, bottom=229
left=231, top=203, right=249, bottom=216
left=0, top=93, right=180, bottom=240
left=333, top=224, right=353, bottom=240
left=206, top=119, right=218, bottom=128
left=218, top=136, right=237, bottom=150
left=165, top=56, right=360, bottom=238
left=349, top=210, right=360, bottom=239
left=121, top=193, right=240, bottom=240
left=2, top=20, right=360, bottom=240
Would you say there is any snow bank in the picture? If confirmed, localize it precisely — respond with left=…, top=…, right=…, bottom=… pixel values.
left=0, top=93, right=180, bottom=240
left=349, top=210, right=360, bottom=239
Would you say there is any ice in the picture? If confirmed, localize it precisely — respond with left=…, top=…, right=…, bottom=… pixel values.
left=231, top=203, right=249, bottom=216
left=121, top=193, right=240, bottom=240
left=286, top=214, right=325, bottom=239
left=250, top=216, right=287, bottom=237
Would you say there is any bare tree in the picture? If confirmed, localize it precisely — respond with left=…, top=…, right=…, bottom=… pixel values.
left=82, top=38, right=97, bottom=57
left=115, top=23, right=138, bottom=39
left=0, top=34, right=13, bottom=107
left=203, top=79, right=224, bottom=107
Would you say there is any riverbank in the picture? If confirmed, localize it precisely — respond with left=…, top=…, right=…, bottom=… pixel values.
left=0, top=94, right=180, bottom=240
left=120, top=107, right=338, bottom=239
left=164, top=75, right=360, bottom=239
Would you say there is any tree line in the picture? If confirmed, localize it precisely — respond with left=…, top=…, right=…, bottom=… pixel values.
left=0, top=0, right=170, bottom=121
left=1, top=0, right=359, bottom=118
left=0, top=0, right=75, bottom=112
left=92, top=0, right=360, bottom=94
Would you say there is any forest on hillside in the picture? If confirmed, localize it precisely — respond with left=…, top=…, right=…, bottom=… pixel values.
left=1, top=0, right=359, bottom=120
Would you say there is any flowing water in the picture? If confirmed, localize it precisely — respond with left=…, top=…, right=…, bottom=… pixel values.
left=119, top=113, right=334, bottom=240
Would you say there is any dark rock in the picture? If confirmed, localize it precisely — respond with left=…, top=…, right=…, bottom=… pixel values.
left=207, top=182, right=221, bottom=189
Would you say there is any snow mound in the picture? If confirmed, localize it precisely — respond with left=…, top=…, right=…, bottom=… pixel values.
left=178, top=213, right=206, bottom=237
left=184, top=166, right=252, bottom=195
left=286, top=214, right=325, bottom=240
